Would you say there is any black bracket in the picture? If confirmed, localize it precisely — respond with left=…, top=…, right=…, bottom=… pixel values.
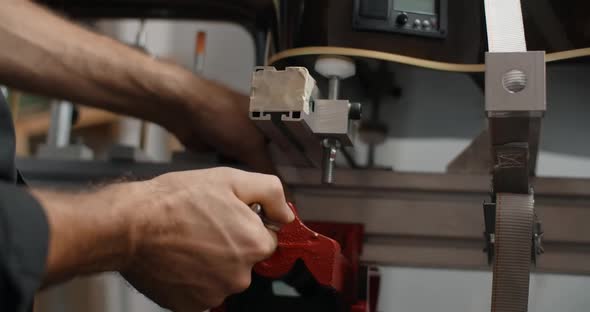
left=532, top=214, right=545, bottom=265
left=483, top=200, right=496, bottom=265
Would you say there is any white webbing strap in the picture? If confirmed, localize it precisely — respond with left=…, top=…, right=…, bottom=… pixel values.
left=484, top=2, right=535, bottom=312
left=484, top=0, right=527, bottom=52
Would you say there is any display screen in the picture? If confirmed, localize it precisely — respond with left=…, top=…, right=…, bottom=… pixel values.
left=394, top=0, right=435, bottom=14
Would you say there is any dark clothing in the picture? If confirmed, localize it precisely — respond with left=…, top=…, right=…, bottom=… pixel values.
left=0, top=91, right=16, bottom=182
left=0, top=94, right=49, bottom=312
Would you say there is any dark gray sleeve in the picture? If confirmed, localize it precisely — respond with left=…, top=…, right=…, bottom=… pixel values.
left=0, top=183, right=49, bottom=312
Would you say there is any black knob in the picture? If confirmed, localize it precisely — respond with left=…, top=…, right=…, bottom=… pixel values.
left=349, top=102, right=362, bottom=120
left=396, top=13, right=408, bottom=26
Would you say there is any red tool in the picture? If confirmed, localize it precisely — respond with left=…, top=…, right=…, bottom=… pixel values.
left=215, top=203, right=377, bottom=312
left=254, top=203, right=351, bottom=295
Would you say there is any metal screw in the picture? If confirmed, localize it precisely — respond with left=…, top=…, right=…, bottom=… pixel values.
left=328, top=76, right=340, bottom=100
left=251, top=203, right=263, bottom=215
left=250, top=203, right=282, bottom=232
left=322, top=138, right=341, bottom=184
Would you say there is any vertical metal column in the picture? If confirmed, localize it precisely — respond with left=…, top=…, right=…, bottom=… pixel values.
left=46, top=100, right=74, bottom=148
left=321, top=76, right=342, bottom=184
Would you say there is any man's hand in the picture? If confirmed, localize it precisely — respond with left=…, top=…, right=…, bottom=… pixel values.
left=35, top=168, right=294, bottom=312
left=122, top=168, right=293, bottom=311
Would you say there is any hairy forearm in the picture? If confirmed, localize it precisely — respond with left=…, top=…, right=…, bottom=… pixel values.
left=31, top=182, right=145, bottom=287
left=0, top=0, right=220, bottom=129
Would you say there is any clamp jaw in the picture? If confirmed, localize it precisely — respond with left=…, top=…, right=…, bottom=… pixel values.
left=249, top=65, right=361, bottom=184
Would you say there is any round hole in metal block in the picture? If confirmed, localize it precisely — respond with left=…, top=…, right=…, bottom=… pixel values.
left=502, top=69, right=527, bottom=93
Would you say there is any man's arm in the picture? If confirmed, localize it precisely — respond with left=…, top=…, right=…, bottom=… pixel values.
left=32, top=167, right=294, bottom=311
left=0, top=0, right=187, bottom=128
left=31, top=183, right=139, bottom=286
left=0, top=1, right=272, bottom=172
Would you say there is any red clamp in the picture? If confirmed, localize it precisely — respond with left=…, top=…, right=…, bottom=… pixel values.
left=216, top=203, right=377, bottom=312
left=254, top=203, right=350, bottom=293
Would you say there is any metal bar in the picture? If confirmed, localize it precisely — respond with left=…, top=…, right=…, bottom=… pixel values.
left=446, top=128, right=491, bottom=174
left=328, top=77, right=340, bottom=100
left=292, top=178, right=590, bottom=274
left=282, top=168, right=590, bottom=275
left=47, top=101, right=74, bottom=148
left=280, top=167, right=590, bottom=197
left=281, top=116, right=323, bottom=167
left=485, top=52, right=546, bottom=179
left=321, top=138, right=339, bottom=184
left=253, top=116, right=313, bottom=167
left=16, top=160, right=590, bottom=274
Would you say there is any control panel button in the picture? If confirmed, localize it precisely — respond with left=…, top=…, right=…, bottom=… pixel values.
left=396, top=12, right=409, bottom=26
left=413, top=19, right=421, bottom=28
left=352, top=0, right=447, bottom=38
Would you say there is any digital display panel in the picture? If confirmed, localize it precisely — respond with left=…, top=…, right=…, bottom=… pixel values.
left=394, top=0, right=435, bottom=14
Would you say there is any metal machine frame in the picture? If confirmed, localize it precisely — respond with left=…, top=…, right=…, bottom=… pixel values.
left=17, top=158, right=590, bottom=275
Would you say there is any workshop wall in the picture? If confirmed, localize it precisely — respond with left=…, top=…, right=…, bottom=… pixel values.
left=377, top=267, right=590, bottom=312
left=94, top=19, right=255, bottom=94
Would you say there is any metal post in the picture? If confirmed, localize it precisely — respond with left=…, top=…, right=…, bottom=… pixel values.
left=47, top=100, right=74, bottom=148
left=144, top=123, right=170, bottom=162
left=321, top=138, right=340, bottom=184
left=38, top=100, right=93, bottom=160
left=323, top=76, right=342, bottom=184
left=328, top=77, right=340, bottom=100
left=320, top=75, right=361, bottom=184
